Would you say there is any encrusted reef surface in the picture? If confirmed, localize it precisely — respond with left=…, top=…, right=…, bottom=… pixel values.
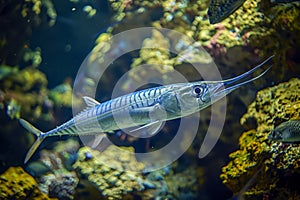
left=73, top=145, right=201, bottom=199
left=220, top=78, right=300, bottom=199
left=0, top=0, right=76, bottom=168
left=73, top=146, right=145, bottom=199
left=24, top=139, right=80, bottom=200
left=0, top=166, right=56, bottom=200
left=106, top=0, right=300, bottom=77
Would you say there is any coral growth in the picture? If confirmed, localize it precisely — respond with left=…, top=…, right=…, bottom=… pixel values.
left=73, top=145, right=201, bottom=199
left=105, top=0, right=300, bottom=78
left=73, top=146, right=145, bottom=199
left=0, top=166, right=55, bottom=200
left=220, top=78, right=300, bottom=199
left=0, top=66, right=48, bottom=119
left=27, top=139, right=80, bottom=200
left=0, top=0, right=61, bottom=121
left=140, top=163, right=201, bottom=199
left=49, top=81, right=73, bottom=107
left=38, top=172, right=78, bottom=200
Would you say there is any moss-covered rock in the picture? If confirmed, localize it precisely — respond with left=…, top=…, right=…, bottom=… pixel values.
left=220, top=78, right=300, bottom=199
left=73, top=146, right=145, bottom=199
left=0, top=166, right=55, bottom=199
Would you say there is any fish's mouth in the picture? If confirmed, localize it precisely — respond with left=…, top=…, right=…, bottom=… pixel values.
left=210, top=56, right=274, bottom=100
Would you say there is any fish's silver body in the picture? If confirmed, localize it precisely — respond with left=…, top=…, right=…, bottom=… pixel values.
left=19, top=56, right=274, bottom=163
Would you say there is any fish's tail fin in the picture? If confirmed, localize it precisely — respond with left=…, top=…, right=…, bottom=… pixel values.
left=19, top=119, right=45, bottom=163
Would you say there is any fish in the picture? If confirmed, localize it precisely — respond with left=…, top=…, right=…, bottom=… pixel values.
left=208, top=0, right=300, bottom=24
left=268, top=120, right=300, bottom=143
left=19, top=56, right=274, bottom=163
left=271, top=0, right=300, bottom=3
left=208, top=0, right=246, bottom=24
left=25, top=161, right=52, bottom=177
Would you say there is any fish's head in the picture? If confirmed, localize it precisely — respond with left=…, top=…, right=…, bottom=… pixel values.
left=171, top=82, right=216, bottom=117
left=268, top=129, right=284, bottom=141
left=168, top=56, right=274, bottom=117
left=268, top=122, right=295, bottom=143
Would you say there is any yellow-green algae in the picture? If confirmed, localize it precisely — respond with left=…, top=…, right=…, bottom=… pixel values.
left=127, top=27, right=212, bottom=85
left=104, top=0, right=300, bottom=78
left=73, top=146, right=145, bottom=200
left=220, top=78, right=300, bottom=199
left=1, top=67, right=75, bottom=120
left=0, top=166, right=56, bottom=200
left=0, top=0, right=65, bottom=120
left=25, top=139, right=80, bottom=199
left=48, top=81, right=73, bottom=107
left=73, top=146, right=202, bottom=199
left=1, top=67, right=48, bottom=119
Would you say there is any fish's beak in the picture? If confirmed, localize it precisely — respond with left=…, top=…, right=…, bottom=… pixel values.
left=209, top=55, right=274, bottom=101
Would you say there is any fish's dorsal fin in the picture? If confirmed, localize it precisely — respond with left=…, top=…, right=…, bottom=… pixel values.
left=83, top=96, right=101, bottom=107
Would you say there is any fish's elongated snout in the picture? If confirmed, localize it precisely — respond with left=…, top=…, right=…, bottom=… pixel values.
left=209, top=55, right=274, bottom=101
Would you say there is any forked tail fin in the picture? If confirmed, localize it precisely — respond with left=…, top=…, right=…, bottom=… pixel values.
left=19, top=119, right=45, bottom=163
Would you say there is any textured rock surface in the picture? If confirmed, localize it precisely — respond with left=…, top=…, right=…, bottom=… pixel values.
left=220, top=78, right=300, bottom=199
left=0, top=166, right=55, bottom=200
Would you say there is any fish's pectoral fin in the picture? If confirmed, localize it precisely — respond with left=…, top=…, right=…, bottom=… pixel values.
left=19, top=119, right=45, bottom=163
left=83, top=96, right=101, bottom=107
left=129, top=121, right=165, bottom=138
left=131, top=103, right=167, bottom=120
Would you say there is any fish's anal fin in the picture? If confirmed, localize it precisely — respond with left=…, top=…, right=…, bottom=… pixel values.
left=91, top=134, right=105, bottom=148
left=129, top=121, right=164, bottom=138
left=83, top=96, right=101, bottom=107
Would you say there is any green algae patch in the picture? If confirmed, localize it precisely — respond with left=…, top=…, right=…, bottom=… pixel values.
left=220, top=78, right=300, bottom=199
left=0, top=166, right=55, bottom=200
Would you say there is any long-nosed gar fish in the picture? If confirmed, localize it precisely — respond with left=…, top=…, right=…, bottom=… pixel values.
left=19, top=56, right=273, bottom=163
left=268, top=120, right=300, bottom=143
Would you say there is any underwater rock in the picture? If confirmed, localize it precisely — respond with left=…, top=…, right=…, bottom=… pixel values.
left=26, top=139, right=80, bottom=200
left=129, top=29, right=174, bottom=84
left=105, top=0, right=300, bottom=80
left=144, top=164, right=200, bottom=199
left=38, top=171, right=79, bottom=200
left=73, top=146, right=145, bottom=199
left=220, top=78, right=300, bottom=199
left=49, top=81, right=73, bottom=107
left=73, top=145, right=200, bottom=199
left=0, top=166, right=55, bottom=200
left=1, top=66, right=48, bottom=119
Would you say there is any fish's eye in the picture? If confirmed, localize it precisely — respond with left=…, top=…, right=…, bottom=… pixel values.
left=192, top=85, right=205, bottom=98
